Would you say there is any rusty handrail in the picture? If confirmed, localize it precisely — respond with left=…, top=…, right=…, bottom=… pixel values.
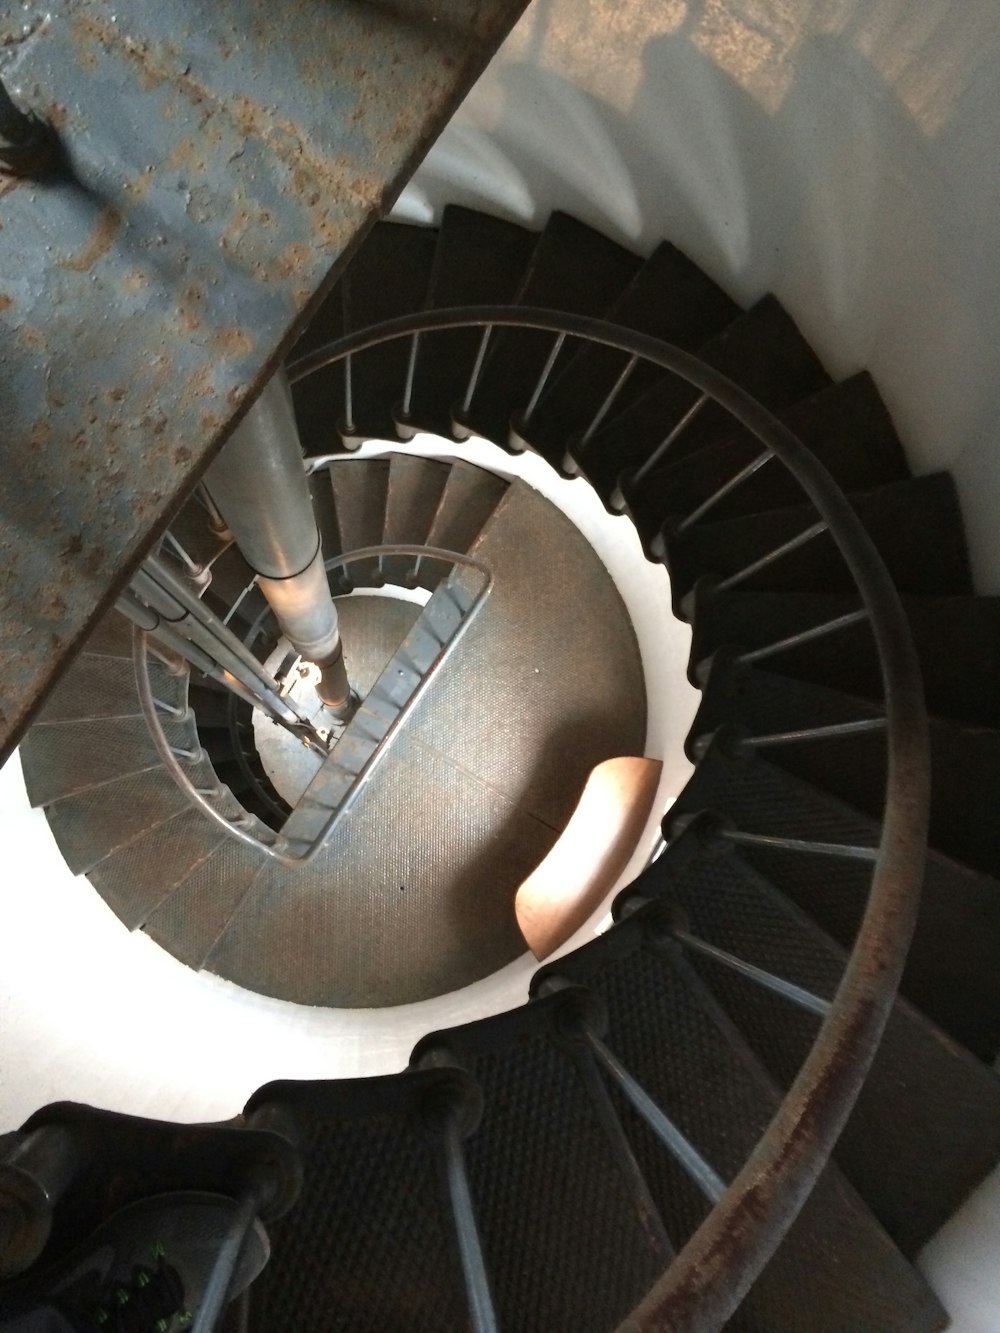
left=289, top=308, right=930, bottom=1332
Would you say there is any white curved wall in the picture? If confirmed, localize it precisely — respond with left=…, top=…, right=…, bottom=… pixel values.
left=397, top=0, right=1000, bottom=591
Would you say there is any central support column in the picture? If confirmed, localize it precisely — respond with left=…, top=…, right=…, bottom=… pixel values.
left=204, top=370, right=355, bottom=719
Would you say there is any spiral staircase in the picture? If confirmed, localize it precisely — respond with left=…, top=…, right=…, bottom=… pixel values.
left=4, top=203, right=1000, bottom=1331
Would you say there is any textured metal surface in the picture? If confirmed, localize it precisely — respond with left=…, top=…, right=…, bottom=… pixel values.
left=203, top=480, right=646, bottom=1005
left=42, top=765, right=193, bottom=874
left=33, top=652, right=180, bottom=723
left=667, top=472, right=973, bottom=603
left=547, top=931, right=946, bottom=1332
left=204, top=734, right=555, bottom=1005
left=420, top=459, right=508, bottom=589
left=526, top=240, right=739, bottom=466
left=19, top=714, right=194, bottom=806
left=408, top=481, right=647, bottom=830
left=690, top=588, right=1000, bottom=727
left=672, top=746, right=1000, bottom=1061
left=0, top=0, right=529, bottom=761
left=143, top=838, right=267, bottom=968
left=380, top=455, right=449, bottom=584
left=246, top=1077, right=469, bottom=1333
left=436, top=1007, right=663, bottom=1333
left=647, top=842, right=1000, bottom=1255
left=329, top=459, right=389, bottom=587
left=628, top=372, right=909, bottom=542
left=87, top=806, right=226, bottom=929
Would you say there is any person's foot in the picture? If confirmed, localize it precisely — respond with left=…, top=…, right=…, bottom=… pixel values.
left=0, top=1191, right=269, bottom=1331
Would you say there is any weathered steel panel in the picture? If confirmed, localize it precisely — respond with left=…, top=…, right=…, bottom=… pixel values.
left=0, top=0, right=526, bottom=761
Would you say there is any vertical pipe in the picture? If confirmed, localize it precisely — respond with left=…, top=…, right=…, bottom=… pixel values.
left=204, top=369, right=355, bottom=718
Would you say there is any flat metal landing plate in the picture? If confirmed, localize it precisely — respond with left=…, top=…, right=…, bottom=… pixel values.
left=206, top=481, right=648, bottom=1007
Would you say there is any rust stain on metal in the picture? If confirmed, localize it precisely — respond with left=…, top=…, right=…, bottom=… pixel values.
left=0, top=294, right=12, bottom=311
left=62, top=205, right=123, bottom=273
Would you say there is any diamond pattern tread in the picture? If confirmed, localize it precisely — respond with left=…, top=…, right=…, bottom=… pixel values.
left=670, top=745, right=1000, bottom=1059
left=34, top=654, right=183, bottom=724
left=42, top=767, right=196, bottom=875
left=341, top=221, right=439, bottom=442
left=687, top=587, right=1000, bottom=727
left=629, top=841, right=1000, bottom=1255
left=522, top=240, right=740, bottom=466
left=407, top=205, right=538, bottom=438
left=19, top=715, right=197, bottom=807
left=575, top=295, right=831, bottom=498
left=416, top=1000, right=664, bottom=1333
left=244, top=1074, right=470, bottom=1333
left=143, top=838, right=268, bottom=968
left=87, top=806, right=227, bottom=930
left=624, top=371, right=910, bottom=543
left=664, top=472, right=973, bottom=605
left=329, top=457, right=390, bottom=587
left=694, top=660, right=1000, bottom=875
left=78, top=609, right=135, bottom=659
left=537, top=919, right=946, bottom=1331
left=462, top=212, right=642, bottom=447
left=380, top=454, right=450, bottom=584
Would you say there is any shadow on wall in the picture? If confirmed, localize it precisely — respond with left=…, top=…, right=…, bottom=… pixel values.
left=397, top=0, right=1000, bottom=591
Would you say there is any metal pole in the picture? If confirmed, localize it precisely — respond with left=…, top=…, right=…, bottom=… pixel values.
left=203, top=369, right=356, bottom=719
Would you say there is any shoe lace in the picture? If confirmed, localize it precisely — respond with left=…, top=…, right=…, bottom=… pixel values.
left=81, top=1243, right=191, bottom=1333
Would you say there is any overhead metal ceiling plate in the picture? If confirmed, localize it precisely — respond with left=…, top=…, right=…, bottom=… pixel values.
left=0, top=0, right=527, bottom=761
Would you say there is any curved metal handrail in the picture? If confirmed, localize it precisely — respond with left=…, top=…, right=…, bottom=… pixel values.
left=135, top=542, right=492, bottom=871
left=288, top=307, right=930, bottom=1332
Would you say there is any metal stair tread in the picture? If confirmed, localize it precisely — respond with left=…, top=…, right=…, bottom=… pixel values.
left=688, top=585, right=1000, bottom=727
left=407, top=204, right=538, bottom=438
left=328, top=457, right=390, bottom=587
left=670, top=742, right=1000, bottom=1059
left=418, top=459, right=509, bottom=589
left=663, top=471, right=973, bottom=604
left=692, top=658, right=1000, bottom=874
left=522, top=238, right=740, bottom=465
left=462, top=211, right=643, bottom=446
left=380, top=454, right=451, bottom=584
left=531, top=915, right=946, bottom=1331
left=576, top=294, right=831, bottom=497
left=623, top=370, right=910, bottom=542
left=630, top=838, right=1000, bottom=1255
left=33, top=653, right=184, bottom=725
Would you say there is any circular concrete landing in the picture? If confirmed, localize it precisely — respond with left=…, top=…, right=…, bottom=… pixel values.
left=206, top=480, right=647, bottom=1007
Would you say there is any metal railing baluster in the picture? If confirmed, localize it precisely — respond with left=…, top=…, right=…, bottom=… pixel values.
left=579, top=354, right=640, bottom=448
left=440, top=1109, right=499, bottom=1333
left=675, top=450, right=774, bottom=532
left=742, top=717, right=887, bottom=748
left=713, top=520, right=828, bottom=593
left=736, top=608, right=869, bottom=665
left=521, top=332, right=567, bottom=424
left=632, top=393, right=710, bottom=483
left=672, top=929, right=831, bottom=1017
left=721, top=829, right=879, bottom=861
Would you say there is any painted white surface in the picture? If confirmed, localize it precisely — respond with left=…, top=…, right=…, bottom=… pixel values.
left=397, top=0, right=1000, bottom=592
left=919, top=1164, right=1000, bottom=1332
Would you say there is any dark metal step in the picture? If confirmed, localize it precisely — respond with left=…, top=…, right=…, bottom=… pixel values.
left=625, top=831, right=1000, bottom=1256
left=412, top=999, right=665, bottom=1333
left=687, top=587, right=1000, bottom=728
left=20, top=714, right=198, bottom=807
left=460, top=212, right=642, bottom=448
left=341, top=221, right=439, bottom=444
left=42, top=767, right=195, bottom=876
left=665, top=472, right=973, bottom=608
left=574, top=295, right=831, bottom=499
left=418, top=459, right=509, bottom=590
left=243, top=1073, right=472, bottom=1332
left=328, top=457, right=390, bottom=587
left=532, top=916, right=946, bottom=1332
left=521, top=240, right=739, bottom=467
left=380, top=454, right=451, bottom=584
left=87, top=808, right=227, bottom=930
left=624, top=371, right=910, bottom=544
left=406, top=205, right=537, bottom=438
left=143, top=839, right=268, bottom=969
left=33, top=653, right=183, bottom=725
left=669, top=742, right=1000, bottom=1060
left=692, top=659, right=1000, bottom=876
left=78, top=610, right=136, bottom=660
